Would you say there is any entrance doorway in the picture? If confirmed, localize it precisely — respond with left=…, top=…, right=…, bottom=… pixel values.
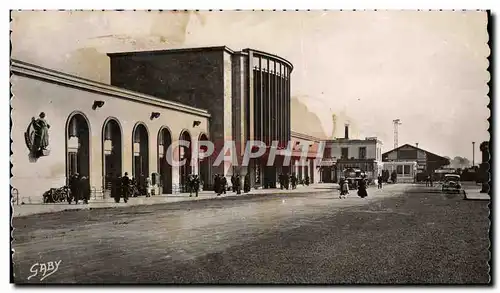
left=198, top=133, right=210, bottom=190
left=132, top=123, right=149, bottom=190
left=179, top=130, right=192, bottom=192
left=158, top=127, right=172, bottom=194
left=102, top=118, right=122, bottom=192
left=66, top=113, right=90, bottom=183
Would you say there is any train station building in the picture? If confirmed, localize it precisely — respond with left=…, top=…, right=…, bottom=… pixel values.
left=11, top=46, right=305, bottom=202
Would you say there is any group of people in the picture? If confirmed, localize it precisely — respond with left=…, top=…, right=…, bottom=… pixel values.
left=338, top=176, right=369, bottom=199
left=68, top=173, right=91, bottom=204
left=186, top=174, right=201, bottom=197
left=212, top=174, right=251, bottom=196
left=109, top=172, right=152, bottom=203
left=278, top=173, right=299, bottom=190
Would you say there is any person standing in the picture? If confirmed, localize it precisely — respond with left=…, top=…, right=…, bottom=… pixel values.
left=231, top=175, right=236, bottom=193
left=358, top=177, right=368, bottom=198
left=221, top=176, right=227, bottom=194
left=235, top=174, right=241, bottom=195
left=214, top=174, right=221, bottom=196
left=192, top=175, right=200, bottom=197
left=244, top=174, right=250, bottom=193
left=112, top=173, right=121, bottom=203
left=377, top=174, right=383, bottom=189
left=121, top=172, right=130, bottom=203
left=340, top=179, right=349, bottom=199
left=68, top=173, right=79, bottom=204
left=80, top=176, right=90, bottom=204
left=146, top=176, right=152, bottom=197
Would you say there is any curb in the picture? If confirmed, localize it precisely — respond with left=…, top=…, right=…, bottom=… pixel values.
left=13, top=187, right=338, bottom=218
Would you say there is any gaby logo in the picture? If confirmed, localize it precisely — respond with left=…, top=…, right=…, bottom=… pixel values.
left=165, top=140, right=325, bottom=167
left=27, top=260, right=62, bottom=281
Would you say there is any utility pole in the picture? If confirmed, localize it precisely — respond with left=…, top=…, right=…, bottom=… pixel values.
left=472, top=141, right=476, bottom=167
left=393, top=119, right=402, bottom=149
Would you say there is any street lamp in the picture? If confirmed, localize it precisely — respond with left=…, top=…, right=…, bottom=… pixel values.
left=472, top=142, right=476, bottom=167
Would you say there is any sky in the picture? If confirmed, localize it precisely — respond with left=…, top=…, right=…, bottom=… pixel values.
left=11, top=10, right=490, bottom=161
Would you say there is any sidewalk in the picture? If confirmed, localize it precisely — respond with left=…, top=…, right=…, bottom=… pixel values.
left=463, top=188, right=490, bottom=201
left=12, top=183, right=340, bottom=217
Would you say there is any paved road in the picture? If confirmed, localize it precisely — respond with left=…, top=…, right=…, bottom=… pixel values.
left=12, top=184, right=490, bottom=284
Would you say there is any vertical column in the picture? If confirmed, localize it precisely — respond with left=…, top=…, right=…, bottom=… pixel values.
left=288, top=69, right=291, bottom=143
left=283, top=68, right=287, bottom=145
left=281, top=65, right=285, bottom=146
left=255, top=62, right=261, bottom=141
left=259, top=57, right=263, bottom=142
left=278, top=63, right=284, bottom=143
left=270, top=62, right=274, bottom=146
left=263, top=62, right=268, bottom=146
left=248, top=51, right=254, bottom=141
left=267, top=58, right=271, bottom=146
left=274, top=61, right=278, bottom=145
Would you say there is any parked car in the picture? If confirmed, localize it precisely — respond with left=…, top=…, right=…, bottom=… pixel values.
left=441, top=174, right=462, bottom=193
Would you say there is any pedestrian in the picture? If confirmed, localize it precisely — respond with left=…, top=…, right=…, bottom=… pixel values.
left=112, top=173, right=121, bottom=203
left=358, top=177, right=368, bottom=198
left=192, top=175, right=200, bottom=197
left=80, top=176, right=90, bottom=204
left=68, top=172, right=79, bottom=204
left=291, top=174, right=297, bottom=189
left=187, top=174, right=193, bottom=196
left=121, top=172, right=130, bottom=203
left=214, top=174, right=221, bottom=196
left=231, top=174, right=236, bottom=193
left=244, top=174, right=250, bottom=193
left=377, top=174, right=383, bottom=189
left=221, top=176, right=227, bottom=194
left=340, top=179, right=349, bottom=199
left=146, top=176, right=152, bottom=197
left=234, top=174, right=241, bottom=195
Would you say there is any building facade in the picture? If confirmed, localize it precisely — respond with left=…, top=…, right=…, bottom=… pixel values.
left=320, top=125, right=383, bottom=182
left=382, top=144, right=450, bottom=179
left=107, top=46, right=293, bottom=188
left=382, top=161, right=418, bottom=183
left=11, top=59, right=210, bottom=203
left=289, top=132, right=322, bottom=184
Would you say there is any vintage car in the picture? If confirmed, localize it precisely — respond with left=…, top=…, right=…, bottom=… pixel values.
left=343, top=168, right=366, bottom=190
left=441, top=174, right=462, bottom=193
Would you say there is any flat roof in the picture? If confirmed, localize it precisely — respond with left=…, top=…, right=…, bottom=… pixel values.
left=107, top=46, right=235, bottom=57
left=107, top=46, right=294, bottom=71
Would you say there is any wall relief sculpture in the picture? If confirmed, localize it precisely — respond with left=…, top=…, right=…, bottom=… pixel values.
left=25, top=112, right=51, bottom=158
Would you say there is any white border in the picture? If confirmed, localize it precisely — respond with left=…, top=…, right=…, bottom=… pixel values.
left=4, top=1, right=498, bottom=292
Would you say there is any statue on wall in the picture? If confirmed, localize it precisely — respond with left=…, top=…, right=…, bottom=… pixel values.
left=25, top=112, right=51, bottom=158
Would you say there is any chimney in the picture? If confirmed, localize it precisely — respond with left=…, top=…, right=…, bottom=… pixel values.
left=344, top=124, right=349, bottom=139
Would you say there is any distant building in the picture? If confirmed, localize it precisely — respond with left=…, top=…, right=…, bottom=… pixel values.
left=289, top=132, right=322, bottom=184
left=320, top=124, right=383, bottom=183
left=382, top=144, right=450, bottom=180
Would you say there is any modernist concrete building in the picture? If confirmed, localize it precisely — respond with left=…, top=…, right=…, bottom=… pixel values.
left=320, top=125, right=384, bottom=182
left=107, top=46, right=293, bottom=188
left=11, top=59, right=210, bottom=203
left=382, top=144, right=450, bottom=178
